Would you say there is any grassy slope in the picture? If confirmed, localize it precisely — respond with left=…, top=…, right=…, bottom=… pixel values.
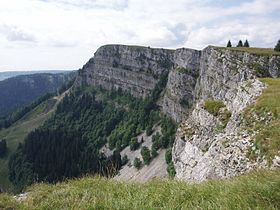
left=215, top=46, right=280, bottom=56
left=244, top=78, right=280, bottom=163
left=0, top=169, right=279, bottom=209
left=0, top=97, right=59, bottom=190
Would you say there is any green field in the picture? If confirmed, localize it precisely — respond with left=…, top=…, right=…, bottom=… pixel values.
left=0, top=98, right=58, bottom=190
left=0, top=169, right=279, bottom=210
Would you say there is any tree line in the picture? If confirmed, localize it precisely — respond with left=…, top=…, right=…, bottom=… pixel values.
left=226, top=39, right=280, bottom=52
left=226, top=40, right=250, bottom=48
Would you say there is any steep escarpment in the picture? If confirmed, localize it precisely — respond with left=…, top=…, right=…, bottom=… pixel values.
left=74, top=44, right=280, bottom=181
left=75, top=45, right=174, bottom=97
left=173, top=47, right=280, bottom=181
left=75, top=45, right=201, bottom=122
left=76, top=45, right=279, bottom=122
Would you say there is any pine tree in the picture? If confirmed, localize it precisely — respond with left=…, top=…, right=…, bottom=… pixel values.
left=244, top=40, right=250, bottom=47
left=274, top=40, right=280, bottom=52
left=237, top=40, right=243, bottom=47
left=227, top=40, right=232, bottom=47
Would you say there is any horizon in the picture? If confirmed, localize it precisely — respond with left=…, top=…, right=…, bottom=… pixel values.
left=0, top=0, right=280, bottom=71
left=0, top=69, right=75, bottom=73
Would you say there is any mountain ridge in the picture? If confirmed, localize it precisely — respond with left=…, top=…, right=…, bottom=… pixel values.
left=0, top=44, right=279, bottom=192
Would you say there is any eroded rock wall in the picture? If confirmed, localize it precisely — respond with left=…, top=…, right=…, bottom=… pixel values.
left=74, top=44, right=280, bottom=181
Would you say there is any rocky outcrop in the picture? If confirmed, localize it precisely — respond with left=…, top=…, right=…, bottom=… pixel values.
left=76, top=45, right=280, bottom=122
left=76, top=44, right=280, bottom=181
left=173, top=80, right=266, bottom=181
left=75, top=45, right=174, bottom=97
left=161, top=49, right=200, bottom=122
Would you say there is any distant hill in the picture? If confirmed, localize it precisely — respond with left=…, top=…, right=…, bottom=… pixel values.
left=0, top=70, right=72, bottom=81
left=0, top=72, right=74, bottom=116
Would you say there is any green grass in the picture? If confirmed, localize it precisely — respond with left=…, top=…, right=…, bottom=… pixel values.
left=244, top=78, right=280, bottom=163
left=176, top=67, right=190, bottom=74
left=216, top=46, right=280, bottom=56
left=0, top=169, right=279, bottom=209
left=204, top=99, right=225, bottom=116
left=0, top=98, right=58, bottom=191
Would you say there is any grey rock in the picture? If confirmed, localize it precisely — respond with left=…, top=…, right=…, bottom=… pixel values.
left=74, top=44, right=280, bottom=181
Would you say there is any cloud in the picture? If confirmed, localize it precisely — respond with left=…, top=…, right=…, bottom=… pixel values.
left=39, top=0, right=129, bottom=10
left=0, top=0, right=280, bottom=71
left=0, top=25, right=36, bottom=42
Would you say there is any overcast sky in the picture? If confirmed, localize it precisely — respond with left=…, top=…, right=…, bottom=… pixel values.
left=0, top=0, right=279, bottom=71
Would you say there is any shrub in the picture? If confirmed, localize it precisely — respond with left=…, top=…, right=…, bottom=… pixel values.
left=151, top=145, right=158, bottom=158
left=167, top=162, right=176, bottom=178
left=121, top=155, right=128, bottom=165
left=141, top=146, right=151, bottom=165
left=146, top=124, right=153, bottom=136
left=130, top=138, right=139, bottom=151
left=133, top=158, right=142, bottom=170
left=204, top=99, right=225, bottom=116
left=165, top=148, right=172, bottom=164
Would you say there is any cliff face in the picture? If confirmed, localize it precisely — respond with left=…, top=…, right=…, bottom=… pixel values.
left=173, top=47, right=280, bottom=181
left=76, top=44, right=280, bottom=181
left=76, top=45, right=174, bottom=97
left=76, top=45, right=279, bottom=122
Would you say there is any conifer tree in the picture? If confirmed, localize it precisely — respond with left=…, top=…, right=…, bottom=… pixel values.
left=227, top=40, right=232, bottom=47
left=244, top=40, right=250, bottom=47
left=274, top=40, right=280, bottom=52
left=237, top=40, right=243, bottom=47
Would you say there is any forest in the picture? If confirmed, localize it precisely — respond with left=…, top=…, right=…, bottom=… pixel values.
left=8, top=74, right=177, bottom=192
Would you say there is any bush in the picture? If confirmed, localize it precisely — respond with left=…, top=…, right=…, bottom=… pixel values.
left=146, top=124, right=153, bottom=136
left=204, top=99, right=225, bottom=116
left=133, top=157, right=142, bottom=170
left=151, top=145, right=158, bottom=158
left=121, top=155, right=128, bottom=165
left=167, top=162, right=176, bottom=178
left=130, top=138, right=139, bottom=151
left=141, top=146, right=151, bottom=165
left=165, top=148, right=172, bottom=164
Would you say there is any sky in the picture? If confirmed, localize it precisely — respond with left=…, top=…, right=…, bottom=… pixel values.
left=0, top=0, right=279, bottom=71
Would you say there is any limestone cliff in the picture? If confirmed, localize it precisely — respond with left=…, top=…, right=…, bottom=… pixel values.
left=75, top=45, right=174, bottom=97
left=75, top=44, right=280, bottom=181
left=173, top=47, right=280, bottom=181
left=76, top=45, right=279, bottom=122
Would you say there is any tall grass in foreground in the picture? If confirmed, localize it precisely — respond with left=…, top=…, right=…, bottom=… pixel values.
left=0, top=169, right=280, bottom=210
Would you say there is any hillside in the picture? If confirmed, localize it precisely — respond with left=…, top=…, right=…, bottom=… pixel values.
left=0, top=71, right=71, bottom=81
left=0, top=72, right=74, bottom=116
left=0, top=169, right=279, bottom=209
left=0, top=94, right=64, bottom=191
left=0, top=44, right=279, bottom=195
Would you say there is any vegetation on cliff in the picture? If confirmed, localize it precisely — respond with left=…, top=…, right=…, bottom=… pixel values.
left=244, top=78, right=280, bottom=164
